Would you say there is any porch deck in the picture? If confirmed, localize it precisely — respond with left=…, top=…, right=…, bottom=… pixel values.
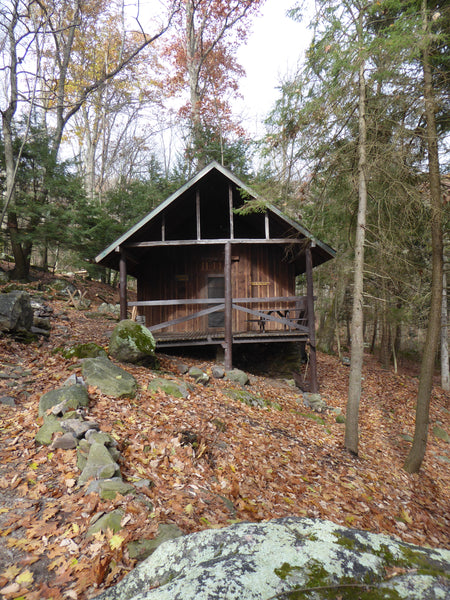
left=152, top=328, right=309, bottom=348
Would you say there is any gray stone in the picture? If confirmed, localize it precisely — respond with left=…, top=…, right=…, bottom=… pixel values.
left=302, top=393, right=327, bottom=413
left=85, top=430, right=118, bottom=447
left=211, top=366, right=225, bottom=379
left=52, top=432, right=78, bottom=449
left=0, top=396, right=16, bottom=407
left=35, top=415, right=64, bottom=445
left=77, top=439, right=91, bottom=470
left=175, top=362, right=189, bottom=375
left=93, top=517, right=450, bottom=600
left=0, top=291, right=33, bottom=332
left=225, top=388, right=267, bottom=408
left=38, top=384, right=89, bottom=417
left=82, top=356, right=137, bottom=399
left=86, top=478, right=135, bottom=500
left=78, top=441, right=121, bottom=485
left=148, top=378, right=189, bottom=399
left=225, top=368, right=249, bottom=386
left=109, top=319, right=156, bottom=364
left=433, top=425, right=449, bottom=443
left=86, top=509, right=124, bottom=537
left=61, top=418, right=98, bottom=438
left=63, top=374, right=85, bottom=387
left=188, top=367, right=209, bottom=385
left=97, top=303, right=121, bottom=316
left=127, top=524, right=184, bottom=562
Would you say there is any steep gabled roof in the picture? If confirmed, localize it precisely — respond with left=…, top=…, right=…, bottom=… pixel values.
left=95, top=161, right=335, bottom=272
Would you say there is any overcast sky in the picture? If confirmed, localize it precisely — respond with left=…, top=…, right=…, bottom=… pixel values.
left=236, top=0, right=312, bottom=135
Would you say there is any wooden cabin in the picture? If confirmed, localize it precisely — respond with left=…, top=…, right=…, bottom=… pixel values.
left=96, top=161, right=335, bottom=390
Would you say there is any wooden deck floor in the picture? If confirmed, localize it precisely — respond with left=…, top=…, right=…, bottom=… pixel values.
left=153, top=329, right=308, bottom=347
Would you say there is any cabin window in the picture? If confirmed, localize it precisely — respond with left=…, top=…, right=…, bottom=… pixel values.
left=207, top=276, right=225, bottom=327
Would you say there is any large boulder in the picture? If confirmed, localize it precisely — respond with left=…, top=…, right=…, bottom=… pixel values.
left=82, top=356, right=137, bottom=398
left=94, top=517, right=449, bottom=600
left=109, top=319, right=156, bottom=364
left=0, top=291, right=33, bottom=332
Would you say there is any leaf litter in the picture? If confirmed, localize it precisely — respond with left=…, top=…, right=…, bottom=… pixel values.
left=0, top=276, right=448, bottom=599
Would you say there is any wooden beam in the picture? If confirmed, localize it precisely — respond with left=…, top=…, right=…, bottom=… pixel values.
left=128, top=296, right=307, bottom=307
left=265, top=212, right=270, bottom=239
left=161, top=215, right=165, bottom=241
left=229, top=184, right=234, bottom=239
left=126, top=238, right=305, bottom=248
left=196, top=189, right=201, bottom=240
left=148, top=304, right=225, bottom=332
left=224, top=241, right=233, bottom=370
left=306, top=244, right=318, bottom=393
left=119, top=249, right=127, bottom=321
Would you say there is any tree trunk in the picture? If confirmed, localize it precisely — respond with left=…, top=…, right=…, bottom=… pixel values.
left=441, top=267, right=449, bottom=391
left=345, top=13, right=368, bottom=456
left=404, top=0, right=443, bottom=473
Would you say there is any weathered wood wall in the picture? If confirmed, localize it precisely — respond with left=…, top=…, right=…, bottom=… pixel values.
left=136, top=244, right=295, bottom=334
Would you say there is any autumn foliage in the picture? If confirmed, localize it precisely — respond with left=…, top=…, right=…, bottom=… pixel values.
left=0, top=275, right=449, bottom=599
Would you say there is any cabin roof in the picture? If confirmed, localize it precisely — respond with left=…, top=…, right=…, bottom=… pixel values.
left=95, top=161, right=335, bottom=274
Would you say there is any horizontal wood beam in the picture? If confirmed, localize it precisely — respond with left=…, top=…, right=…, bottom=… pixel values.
left=129, top=296, right=307, bottom=307
left=126, top=238, right=305, bottom=248
left=147, top=304, right=225, bottom=332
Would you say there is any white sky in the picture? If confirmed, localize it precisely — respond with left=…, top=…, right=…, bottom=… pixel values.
left=235, top=0, right=312, bottom=136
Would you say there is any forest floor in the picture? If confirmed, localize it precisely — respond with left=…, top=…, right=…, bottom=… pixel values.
left=0, top=270, right=449, bottom=600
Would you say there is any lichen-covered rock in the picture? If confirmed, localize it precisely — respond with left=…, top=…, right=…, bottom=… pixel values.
left=94, top=517, right=450, bottom=600
left=38, top=384, right=89, bottom=417
left=82, top=356, right=137, bottom=398
left=225, top=369, right=249, bottom=386
left=109, top=319, right=156, bottom=364
left=148, top=378, right=190, bottom=399
left=78, top=441, right=121, bottom=485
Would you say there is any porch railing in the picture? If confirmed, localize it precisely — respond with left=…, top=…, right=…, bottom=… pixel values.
left=128, top=296, right=309, bottom=334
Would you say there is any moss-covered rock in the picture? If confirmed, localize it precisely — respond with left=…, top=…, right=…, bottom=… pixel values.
left=78, top=441, right=121, bottom=485
left=225, top=369, right=249, bottom=386
left=86, top=509, right=124, bottom=537
left=61, top=342, right=107, bottom=359
left=82, top=356, right=137, bottom=398
left=224, top=387, right=268, bottom=408
left=35, top=414, right=64, bottom=445
left=109, top=319, right=156, bottom=364
left=148, top=378, right=190, bottom=399
left=38, top=384, right=89, bottom=417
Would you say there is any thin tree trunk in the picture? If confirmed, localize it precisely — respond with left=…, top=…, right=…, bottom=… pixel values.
left=345, top=11, right=368, bottom=456
left=404, top=0, right=443, bottom=473
left=442, top=268, right=449, bottom=391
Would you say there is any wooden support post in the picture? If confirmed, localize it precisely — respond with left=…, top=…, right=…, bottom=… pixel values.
left=306, top=244, right=318, bottom=393
left=224, top=241, right=233, bottom=370
left=119, top=249, right=128, bottom=321
left=196, top=189, right=201, bottom=240
left=228, top=184, right=234, bottom=239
